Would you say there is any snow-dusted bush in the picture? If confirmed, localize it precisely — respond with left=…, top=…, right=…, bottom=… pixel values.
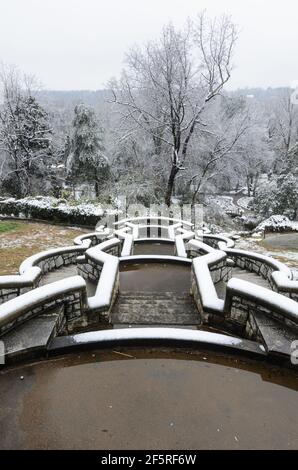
left=237, top=196, right=254, bottom=210
left=0, top=197, right=104, bottom=226
left=254, top=215, right=298, bottom=233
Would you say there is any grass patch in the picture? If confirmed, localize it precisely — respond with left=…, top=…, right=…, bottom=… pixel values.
left=0, top=221, right=25, bottom=234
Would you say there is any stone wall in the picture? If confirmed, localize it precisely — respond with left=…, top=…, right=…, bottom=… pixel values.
left=78, top=244, right=120, bottom=284
left=0, top=284, right=36, bottom=304
left=36, top=252, right=79, bottom=274
left=0, top=277, right=87, bottom=337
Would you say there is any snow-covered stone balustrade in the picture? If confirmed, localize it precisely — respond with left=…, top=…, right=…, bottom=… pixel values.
left=0, top=246, right=87, bottom=305
left=0, top=276, right=88, bottom=336
left=78, top=238, right=121, bottom=323
left=223, top=248, right=298, bottom=301
left=225, top=278, right=298, bottom=335
left=189, top=236, right=298, bottom=339
left=0, top=216, right=298, bottom=366
left=114, top=216, right=193, bottom=242
left=0, top=227, right=110, bottom=305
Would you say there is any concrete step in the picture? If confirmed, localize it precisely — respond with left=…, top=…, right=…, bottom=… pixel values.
left=112, top=291, right=200, bottom=326
left=119, top=291, right=191, bottom=299
left=1, top=307, right=64, bottom=365
left=251, top=311, right=297, bottom=359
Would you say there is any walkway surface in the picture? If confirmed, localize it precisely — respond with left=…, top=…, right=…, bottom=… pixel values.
left=1, top=349, right=298, bottom=450
left=41, top=265, right=96, bottom=296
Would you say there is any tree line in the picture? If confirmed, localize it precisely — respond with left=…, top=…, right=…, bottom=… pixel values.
left=0, top=12, right=297, bottom=219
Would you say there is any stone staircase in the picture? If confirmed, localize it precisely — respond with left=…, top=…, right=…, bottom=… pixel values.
left=111, top=291, right=201, bottom=326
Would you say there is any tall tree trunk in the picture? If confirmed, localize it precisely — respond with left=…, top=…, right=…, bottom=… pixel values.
left=94, top=180, right=100, bottom=198
left=165, top=166, right=179, bottom=206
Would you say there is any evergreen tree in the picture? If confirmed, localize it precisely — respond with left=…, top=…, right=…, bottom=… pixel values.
left=67, top=104, right=108, bottom=196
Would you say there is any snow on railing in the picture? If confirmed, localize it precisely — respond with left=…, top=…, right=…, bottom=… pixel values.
left=114, top=227, right=134, bottom=257
left=174, top=228, right=195, bottom=258
left=114, top=216, right=193, bottom=230
left=0, top=276, right=88, bottom=337
left=191, top=249, right=227, bottom=316
left=197, top=233, right=235, bottom=249
left=83, top=238, right=121, bottom=318
left=19, top=245, right=87, bottom=275
left=225, top=278, right=298, bottom=329
left=73, top=231, right=110, bottom=248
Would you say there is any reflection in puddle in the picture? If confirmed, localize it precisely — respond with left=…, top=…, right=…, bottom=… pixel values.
left=1, top=349, right=298, bottom=449
left=120, top=262, right=191, bottom=293
left=133, top=241, right=174, bottom=256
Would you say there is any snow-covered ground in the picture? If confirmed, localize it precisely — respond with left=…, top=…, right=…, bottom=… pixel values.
left=237, top=196, right=254, bottom=210
left=205, top=195, right=239, bottom=213
left=233, top=233, right=298, bottom=271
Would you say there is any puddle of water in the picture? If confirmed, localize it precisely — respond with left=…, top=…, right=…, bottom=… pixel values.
left=133, top=241, right=174, bottom=256
left=120, top=263, right=191, bottom=293
left=1, top=348, right=298, bottom=449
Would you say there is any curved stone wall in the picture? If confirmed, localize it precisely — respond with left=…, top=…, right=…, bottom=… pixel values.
left=0, top=216, right=297, bottom=367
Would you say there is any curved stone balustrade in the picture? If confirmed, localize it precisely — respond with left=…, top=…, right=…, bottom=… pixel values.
left=114, top=227, right=134, bottom=257
left=174, top=228, right=195, bottom=258
left=19, top=246, right=87, bottom=275
left=78, top=238, right=121, bottom=322
left=223, top=248, right=298, bottom=301
left=197, top=233, right=235, bottom=249
left=114, top=216, right=193, bottom=229
left=0, top=267, right=42, bottom=304
left=49, top=328, right=266, bottom=360
left=73, top=231, right=110, bottom=248
left=119, top=254, right=192, bottom=265
left=0, top=245, right=88, bottom=305
left=225, top=278, right=298, bottom=332
left=0, top=276, right=88, bottom=336
left=0, top=216, right=297, bottom=368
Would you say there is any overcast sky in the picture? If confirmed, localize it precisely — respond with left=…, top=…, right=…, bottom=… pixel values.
left=0, top=0, right=297, bottom=90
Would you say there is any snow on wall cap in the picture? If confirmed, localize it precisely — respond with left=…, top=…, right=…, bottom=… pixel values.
left=271, top=271, right=298, bottom=291
left=225, top=248, right=292, bottom=278
left=0, top=276, right=87, bottom=328
left=176, top=227, right=195, bottom=241
left=175, top=235, right=187, bottom=258
left=202, top=233, right=235, bottom=248
left=19, top=245, right=86, bottom=274
left=0, top=267, right=41, bottom=288
left=192, top=257, right=225, bottom=313
left=114, top=217, right=193, bottom=228
left=119, top=254, right=192, bottom=264
left=227, top=278, right=298, bottom=321
left=72, top=327, right=244, bottom=347
left=73, top=232, right=108, bottom=246
left=88, top=257, right=119, bottom=310
left=187, top=239, right=215, bottom=254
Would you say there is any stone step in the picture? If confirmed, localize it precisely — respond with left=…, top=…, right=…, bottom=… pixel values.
left=251, top=311, right=297, bottom=359
left=111, top=312, right=200, bottom=325
left=116, top=295, right=193, bottom=305
left=1, top=307, right=64, bottom=365
left=112, top=291, right=200, bottom=325
left=119, top=291, right=191, bottom=299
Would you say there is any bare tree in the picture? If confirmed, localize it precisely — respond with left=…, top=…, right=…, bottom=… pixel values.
left=268, top=89, right=298, bottom=166
left=110, top=12, right=237, bottom=206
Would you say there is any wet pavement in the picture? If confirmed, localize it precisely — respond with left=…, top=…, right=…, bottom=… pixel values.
left=120, top=263, right=191, bottom=293
left=1, top=349, right=298, bottom=449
